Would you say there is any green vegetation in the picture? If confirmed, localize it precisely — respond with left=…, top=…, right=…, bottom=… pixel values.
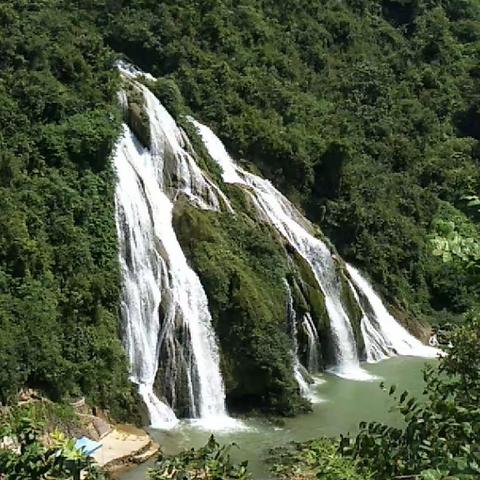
left=124, top=80, right=151, bottom=148
left=268, top=439, right=372, bottom=480
left=0, top=1, right=137, bottom=417
left=148, top=435, right=251, bottom=480
left=0, top=416, right=105, bottom=479
left=2, top=401, right=80, bottom=437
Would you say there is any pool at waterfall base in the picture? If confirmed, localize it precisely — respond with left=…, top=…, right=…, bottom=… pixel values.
left=119, top=356, right=435, bottom=480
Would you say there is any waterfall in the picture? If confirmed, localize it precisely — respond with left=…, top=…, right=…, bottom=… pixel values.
left=286, top=283, right=309, bottom=394
left=114, top=62, right=437, bottom=425
left=191, top=119, right=375, bottom=380
left=286, top=280, right=321, bottom=375
left=346, top=277, right=390, bottom=363
left=346, top=264, right=439, bottom=360
left=115, top=69, right=231, bottom=428
left=115, top=126, right=177, bottom=428
left=302, top=313, right=321, bottom=372
left=286, top=283, right=323, bottom=402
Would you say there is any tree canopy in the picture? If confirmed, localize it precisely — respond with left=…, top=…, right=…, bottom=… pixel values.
left=93, top=0, right=480, bottom=323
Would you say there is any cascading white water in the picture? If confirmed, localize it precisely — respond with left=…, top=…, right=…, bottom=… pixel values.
left=346, top=264, right=439, bottom=360
left=286, top=283, right=308, bottom=391
left=302, top=313, right=321, bottom=372
left=118, top=62, right=231, bottom=214
left=286, top=281, right=321, bottom=375
left=115, top=69, right=233, bottom=428
left=115, top=61, right=436, bottom=427
left=346, top=277, right=390, bottom=363
left=286, top=283, right=323, bottom=402
left=115, top=126, right=177, bottom=428
left=191, top=119, right=374, bottom=380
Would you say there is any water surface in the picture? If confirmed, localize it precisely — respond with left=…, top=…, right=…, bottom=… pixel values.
left=120, top=356, right=434, bottom=480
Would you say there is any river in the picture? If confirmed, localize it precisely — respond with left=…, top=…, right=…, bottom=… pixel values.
left=119, top=356, right=433, bottom=480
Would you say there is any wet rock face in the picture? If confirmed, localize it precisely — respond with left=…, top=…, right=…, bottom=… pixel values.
left=122, top=80, right=151, bottom=149
left=288, top=252, right=334, bottom=368
left=339, top=272, right=366, bottom=360
left=172, top=201, right=305, bottom=415
left=153, top=322, right=202, bottom=418
left=127, top=101, right=151, bottom=149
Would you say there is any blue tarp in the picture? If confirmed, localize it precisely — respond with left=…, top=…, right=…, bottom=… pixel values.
left=74, top=437, right=102, bottom=456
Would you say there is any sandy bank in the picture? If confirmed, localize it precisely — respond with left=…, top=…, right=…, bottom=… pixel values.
left=92, top=425, right=159, bottom=473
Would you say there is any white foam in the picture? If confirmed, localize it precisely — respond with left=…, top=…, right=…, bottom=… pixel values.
left=346, top=264, right=440, bottom=360
left=188, top=416, right=252, bottom=433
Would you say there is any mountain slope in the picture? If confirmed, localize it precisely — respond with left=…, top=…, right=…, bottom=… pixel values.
left=0, top=1, right=137, bottom=417
left=98, top=0, right=480, bottom=321
left=1, top=0, right=479, bottom=412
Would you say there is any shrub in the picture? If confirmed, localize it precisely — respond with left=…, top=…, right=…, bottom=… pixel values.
left=148, top=435, right=251, bottom=480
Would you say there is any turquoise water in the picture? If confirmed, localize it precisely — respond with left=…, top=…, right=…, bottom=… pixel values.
left=119, top=356, right=434, bottom=480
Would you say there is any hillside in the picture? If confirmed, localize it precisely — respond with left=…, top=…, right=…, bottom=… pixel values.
left=0, top=0, right=479, bottom=416
left=96, top=0, right=480, bottom=321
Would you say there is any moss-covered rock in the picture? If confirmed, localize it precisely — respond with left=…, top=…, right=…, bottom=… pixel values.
left=147, top=77, right=185, bottom=121
left=153, top=325, right=200, bottom=418
left=124, top=81, right=151, bottom=149
left=173, top=197, right=307, bottom=415
left=339, top=268, right=366, bottom=360
left=287, top=251, right=335, bottom=367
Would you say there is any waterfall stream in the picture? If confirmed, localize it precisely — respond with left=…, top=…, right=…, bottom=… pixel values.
left=191, top=119, right=374, bottom=380
left=286, top=284, right=310, bottom=396
left=286, top=284, right=322, bottom=402
left=190, top=119, right=438, bottom=379
left=302, top=313, right=321, bottom=372
left=114, top=63, right=437, bottom=430
left=114, top=68, right=231, bottom=428
left=346, top=264, right=438, bottom=359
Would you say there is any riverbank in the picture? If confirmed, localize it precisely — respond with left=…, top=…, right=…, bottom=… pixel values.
left=92, top=425, right=159, bottom=475
left=0, top=393, right=159, bottom=476
left=68, top=400, right=159, bottom=474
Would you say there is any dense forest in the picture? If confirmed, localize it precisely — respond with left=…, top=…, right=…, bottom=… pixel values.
left=1, top=0, right=480, bottom=457
left=1, top=0, right=480, bottom=479
left=0, top=1, right=138, bottom=416
left=92, top=0, right=480, bottom=323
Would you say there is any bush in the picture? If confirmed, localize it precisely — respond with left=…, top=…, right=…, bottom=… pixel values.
left=341, top=313, right=480, bottom=479
left=0, top=416, right=106, bottom=480
left=148, top=435, right=251, bottom=480
left=268, top=438, right=372, bottom=480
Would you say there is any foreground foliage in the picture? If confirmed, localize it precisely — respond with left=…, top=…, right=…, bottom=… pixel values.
left=148, top=435, right=251, bottom=480
left=268, top=439, right=371, bottom=480
left=341, top=313, right=480, bottom=479
left=0, top=416, right=105, bottom=480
